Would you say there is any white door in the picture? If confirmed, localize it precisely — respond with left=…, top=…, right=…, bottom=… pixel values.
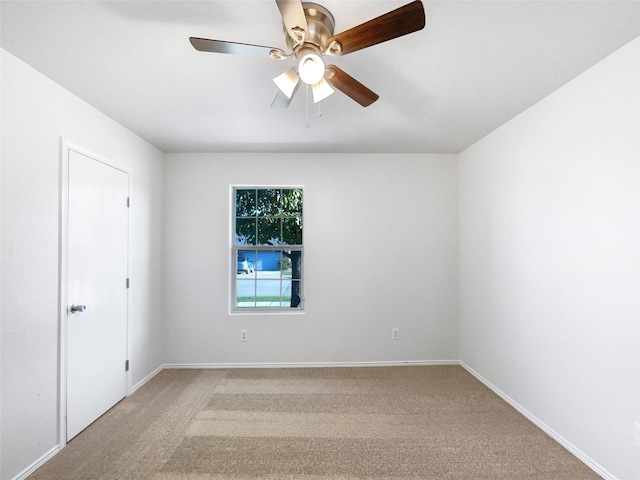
left=66, top=149, right=129, bottom=441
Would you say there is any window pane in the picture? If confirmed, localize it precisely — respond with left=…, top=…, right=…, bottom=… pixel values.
left=287, top=250, right=302, bottom=280
left=289, top=280, right=302, bottom=308
left=236, top=218, right=256, bottom=245
left=256, top=280, right=282, bottom=308
left=258, top=217, right=281, bottom=245
left=280, top=253, right=292, bottom=275
left=235, top=189, right=256, bottom=217
left=282, top=217, right=302, bottom=245
left=237, top=250, right=256, bottom=274
left=236, top=279, right=255, bottom=308
left=257, top=189, right=281, bottom=216
left=256, top=250, right=282, bottom=273
left=281, top=189, right=302, bottom=215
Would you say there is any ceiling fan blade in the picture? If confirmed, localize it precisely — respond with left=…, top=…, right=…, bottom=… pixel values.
left=325, top=0, right=425, bottom=56
left=189, top=37, right=284, bottom=59
left=271, top=91, right=294, bottom=108
left=325, top=66, right=379, bottom=107
left=275, top=0, right=309, bottom=44
left=311, top=78, right=335, bottom=104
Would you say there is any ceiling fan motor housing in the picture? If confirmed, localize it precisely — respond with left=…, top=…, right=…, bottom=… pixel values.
left=285, top=2, right=335, bottom=51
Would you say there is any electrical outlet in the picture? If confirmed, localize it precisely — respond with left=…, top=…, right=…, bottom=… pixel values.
left=635, top=422, right=640, bottom=449
left=240, top=330, right=248, bottom=342
left=392, top=328, right=400, bottom=340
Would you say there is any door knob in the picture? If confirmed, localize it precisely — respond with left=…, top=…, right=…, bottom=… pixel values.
left=70, top=304, right=87, bottom=314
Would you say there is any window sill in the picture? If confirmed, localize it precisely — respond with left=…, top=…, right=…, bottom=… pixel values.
left=229, top=308, right=305, bottom=316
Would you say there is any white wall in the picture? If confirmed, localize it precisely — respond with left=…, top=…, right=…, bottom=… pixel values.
left=162, top=153, right=458, bottom=366
left=0, top=49, right=164, bottom=480
left=459, top=37, right=640, bottom=480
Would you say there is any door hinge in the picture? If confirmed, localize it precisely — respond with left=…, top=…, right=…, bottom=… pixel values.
left=126, top=278, right=130, bottom=289
left=125, top=360, right=130, bottom=372
left=127, top=197, right=130, bottom=208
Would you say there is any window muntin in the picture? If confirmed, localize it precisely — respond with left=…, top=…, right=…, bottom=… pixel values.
left=233, top=188, right=303, bottom=311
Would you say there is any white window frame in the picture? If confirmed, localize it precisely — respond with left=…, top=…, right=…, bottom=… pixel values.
left=230, top=186, right=304, bottom=314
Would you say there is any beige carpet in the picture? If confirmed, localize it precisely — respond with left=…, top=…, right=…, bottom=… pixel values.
left=28, top=366, right=600, bottom=479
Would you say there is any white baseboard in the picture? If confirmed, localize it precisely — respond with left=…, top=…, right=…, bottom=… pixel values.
left=162, top=360, right=460, bottom=369
left=130, top=364, right=164, bottom=394
left=459, top=361, right=616, bottom=480
left=11, top=445, right=59, bottom=480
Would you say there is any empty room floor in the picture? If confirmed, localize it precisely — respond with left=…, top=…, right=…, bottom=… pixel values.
left=28, top=366, right=599, bottom=479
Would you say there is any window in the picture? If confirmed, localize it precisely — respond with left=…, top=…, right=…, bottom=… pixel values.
left=232, top=187, right=303, bottom=311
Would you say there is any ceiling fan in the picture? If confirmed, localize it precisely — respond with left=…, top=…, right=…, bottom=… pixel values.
left=189, top=0, right=426, bottom=108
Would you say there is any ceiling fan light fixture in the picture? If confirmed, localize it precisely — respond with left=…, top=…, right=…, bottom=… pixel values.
left=297, top=47, right=325, bottom=85
left=273, top=68, right=300, bottom=99
left=311, top=78, right=335, bottom=103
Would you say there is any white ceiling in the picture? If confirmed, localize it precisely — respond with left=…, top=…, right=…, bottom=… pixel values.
left=2, top=0, right=639, bottom=154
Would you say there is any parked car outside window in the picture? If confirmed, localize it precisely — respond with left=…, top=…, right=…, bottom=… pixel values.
left=237, top=256, right=254, bottom=274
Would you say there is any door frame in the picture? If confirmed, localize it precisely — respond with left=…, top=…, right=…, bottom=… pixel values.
left=58, top=138, right=132, bottom=447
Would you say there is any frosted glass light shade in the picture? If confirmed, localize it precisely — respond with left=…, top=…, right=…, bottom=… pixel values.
left=298, top=53, right=325, bottom=85
left=273, top=68, right=300, bottom=99
left=312, top=78, right=334, bottom=103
